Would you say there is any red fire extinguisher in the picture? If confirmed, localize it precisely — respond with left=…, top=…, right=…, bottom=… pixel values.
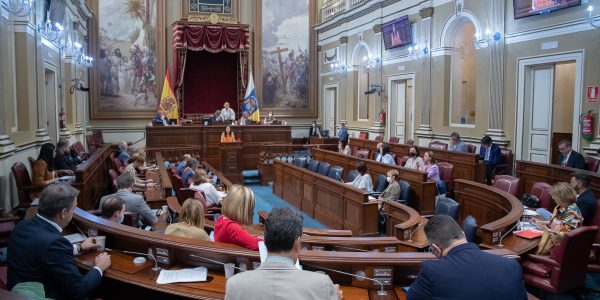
left=59, top=108, right=66, bottom=129
left=580, top=110, right=594, bottom=141
left=379, top=109, right=386, bottom=124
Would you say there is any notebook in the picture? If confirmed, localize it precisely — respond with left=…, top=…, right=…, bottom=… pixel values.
left=514, top=229, right=543, bottom=239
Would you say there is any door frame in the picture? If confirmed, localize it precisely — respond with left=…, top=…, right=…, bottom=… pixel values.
left=386, top=73, right=416, bottom=141
left=515, top=51, right=584, bottom=161
left=322, top=83, right=338, bottom=133
left=44, top=62, right=60, bottom=144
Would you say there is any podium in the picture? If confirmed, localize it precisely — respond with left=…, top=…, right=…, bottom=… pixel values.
left=219, top=142, right=243, bottom=184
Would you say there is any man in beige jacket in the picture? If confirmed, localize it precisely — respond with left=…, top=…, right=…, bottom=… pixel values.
left=225, top=208, right=343, bottom=300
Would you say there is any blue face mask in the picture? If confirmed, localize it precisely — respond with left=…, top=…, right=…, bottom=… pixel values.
left=118, top=212, right=125, bottom=224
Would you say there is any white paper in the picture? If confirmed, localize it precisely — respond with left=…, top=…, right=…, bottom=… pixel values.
left=59, top=176, right=75, bottom=181
left=523, top=210, right=539, bottom=216
left=156, top=267, right=208, bottom=284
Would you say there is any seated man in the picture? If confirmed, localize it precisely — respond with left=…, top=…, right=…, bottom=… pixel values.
left=101, top=196, right=126, bottom=223
left=154, top=109, right=171, bottom=126
left=55, top=139, right=77, bottom=170
left=8, top=184, right=111, bottom=299
left=100, top=173, right=157, bottom=227
left=479, top=135, right=500, bottom=185
left=407, top=215, right=527, bottom=300
left=176, top=154, right=192, bottom=176
left=225, top=207, right=342, bottom=300
left=117, top=141, right=130, bottom=165
left=555, top=139, right=585, bottom=169
left=211, top=110, right=221, bottom=123
left=448, top=132, right=468, bottom=153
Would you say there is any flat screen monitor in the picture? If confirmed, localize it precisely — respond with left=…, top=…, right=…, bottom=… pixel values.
left=202, top=116, right=212, bottom=125
left=513, top=0, right=580, bottom=19
left=382, top=15, right=412, bottom=50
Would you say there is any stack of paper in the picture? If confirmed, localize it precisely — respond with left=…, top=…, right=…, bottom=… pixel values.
left=156, top=267, right=208, bottom=284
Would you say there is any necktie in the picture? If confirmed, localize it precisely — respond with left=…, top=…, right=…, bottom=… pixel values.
left=485, top=148, right=490, bottom=161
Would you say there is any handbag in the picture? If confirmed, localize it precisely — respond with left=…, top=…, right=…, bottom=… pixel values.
left=520, top=193, right=540, bottom=208
left=535, top=229, right=561, bottom=255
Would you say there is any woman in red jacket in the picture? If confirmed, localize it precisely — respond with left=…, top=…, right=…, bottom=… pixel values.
left=214, top=185, right=262, bottom=250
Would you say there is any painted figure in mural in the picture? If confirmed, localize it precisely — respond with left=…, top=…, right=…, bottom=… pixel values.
left=110, top=48, right=123, bottom=94
left=131, top=45, right=144, bottom=95
left=98, top=49, right=112, bottom=96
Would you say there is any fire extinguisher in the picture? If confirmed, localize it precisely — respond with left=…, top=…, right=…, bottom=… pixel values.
left=59, top=108, right=66, bottom=129
left=379, top=109, right=386, bottom=124
left=580, top=110, right=594, bottom=141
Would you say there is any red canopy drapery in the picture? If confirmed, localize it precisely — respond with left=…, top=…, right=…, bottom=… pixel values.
left=172, top=22, right=250, bottom=115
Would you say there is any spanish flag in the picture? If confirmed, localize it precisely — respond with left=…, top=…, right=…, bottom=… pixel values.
left=159, top=69, right=179, bottom=121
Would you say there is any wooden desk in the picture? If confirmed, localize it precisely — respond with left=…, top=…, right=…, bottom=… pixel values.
left=516, top=160, right=600, bottom=198
left=300, top=236, right=403, bottom=253
left=349, top=138, right=485, bottom=184
left=453, top=179, right=524, bottom=247
left=71, top=208, right=516, bottom=299
left=72, top=144, right=114, bottom=210
left=309, top=136, right=340, bottom=145
left=312, top=148, right=437, bottom=214
left=273, top=160, right=379, bottom=236
left=146, top=125, right=291, bottom=171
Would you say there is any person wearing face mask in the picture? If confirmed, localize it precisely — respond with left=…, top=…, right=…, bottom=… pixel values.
left=407, top=215, right=527, bottom=300
left=404, top=146, right=424, bottom=170
left=263, top=111, right=276, bottom=125
left=100, top=196, right=126, bottom=224
left=309, top=121, right=322, bottom=137
left=377, top=170, right=401, bottom=203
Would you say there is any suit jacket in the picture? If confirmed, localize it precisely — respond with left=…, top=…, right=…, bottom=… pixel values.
left=8, top=216, right=102, bottom=299
left=225, top=260, right=338, bottom=300
left=407, top=243, right=527, bottom=300
left=100, top=189, right=157, bottom=226
left=479, top=144, right=501, bottom=165
left=309, top=125, right=322, bottom=137
left=54, top=152, right=76, bottom=170
left=577, top=188, right=597, bottom=226
left=556, top=150, right=586, bottom=169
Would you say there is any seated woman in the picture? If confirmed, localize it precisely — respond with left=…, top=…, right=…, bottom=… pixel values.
left=534, top=182, right=582, bottom=255
left=31, top=143, right=73, bottom=198
left=338, top=138, right=352, bottom=156
left=154, top=110, right=170, bottom=126
left=214, top=185, right=262, bottom=250
left=419, top=151, right=440, bottom=182
left=239, top=111, right=252, bottom=126
left=165, top=198, right=210, bottom=241
left=220, top=126, right=236, bottom=143
left=124, top=154, right=154, bottom=187
left=375, top=143, right=395, bottom=165
left=189, top=170, right=222, bottom=207
left=404, top=146, right=423, bottom=169
left=378, top=170, right=401, bottom=202
left=346, top=162, right=374, bottom=193
left=263, top=111, right=275, bottom=125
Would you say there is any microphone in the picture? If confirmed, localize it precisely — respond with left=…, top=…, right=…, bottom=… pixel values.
left=106, top=247, right=161, bottom=271
left=407, top=222, right=424, bottom=243
left=303, top=263, right=387, bottom=296
left=335, top=171, right=344, bottom=183
left=498, top=222, right=520, bottom=247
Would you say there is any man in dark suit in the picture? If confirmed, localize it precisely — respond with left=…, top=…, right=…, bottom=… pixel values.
left=556, top=140, right=585, bottom=169
left=8, top=184, right=111, bottom=299
left=309, top=121, right=322, bottom=137
left=54, top=139, right=77, bottom=170
left=479, top=135, right=501, bottom=185
left=407, top=215, right=527, bottom=300
left=570, top=172, right=597, bottom=225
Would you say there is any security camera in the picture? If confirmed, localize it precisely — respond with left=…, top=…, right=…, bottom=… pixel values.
left=364, top=84, right=384, bottom=95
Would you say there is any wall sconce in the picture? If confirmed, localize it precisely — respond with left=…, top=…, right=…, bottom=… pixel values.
left=474, top=28, right=501, bottom=49
left=330, top=63, right=347, bottom=73
left=8, top=0, right=32, bottom=17
left=407, top=44, right=429, bottom=60
left=363, top=55, right=381, bottom=68
left=37, top=19, right=64, bottom=42
left=587, top=6, right=600, bottom=29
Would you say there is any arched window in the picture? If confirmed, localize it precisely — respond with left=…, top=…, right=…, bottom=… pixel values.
left=449, top=20, right=476, bottom=126
left=352, top=44, right=370, bottom=121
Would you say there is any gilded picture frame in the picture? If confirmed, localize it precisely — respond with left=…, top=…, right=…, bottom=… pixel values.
left=89, top=0, right=166, bottom=119
left=183, top=0, right=240, bottom=20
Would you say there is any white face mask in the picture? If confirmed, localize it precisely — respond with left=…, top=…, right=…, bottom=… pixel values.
left=386, top=176, right=393, bottom=183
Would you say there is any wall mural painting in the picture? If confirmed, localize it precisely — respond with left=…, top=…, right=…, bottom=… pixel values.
left=261, top=0, right=310, bottom=110
left=97, top=0, right=157, bottom=111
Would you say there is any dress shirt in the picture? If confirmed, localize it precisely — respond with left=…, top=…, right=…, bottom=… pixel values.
left=562, top=151, right=572, bottom=166
left=221, top=108, right=236, bottom=121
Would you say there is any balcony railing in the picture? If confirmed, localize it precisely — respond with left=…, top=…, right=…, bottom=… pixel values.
left=320, top=0, right=371, bottom=22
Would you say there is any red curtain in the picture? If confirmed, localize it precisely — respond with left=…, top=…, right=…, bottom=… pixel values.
left=172, top=22, right=249, bottom=115
left=183, top=51, right=238, bottom=114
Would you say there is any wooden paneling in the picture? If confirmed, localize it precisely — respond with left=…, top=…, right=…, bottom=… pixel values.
left=72, top=144, right=113, bottom=210
left=516, top=160, right=600, bottom=198
left=312, top=148, right=436, bottom=215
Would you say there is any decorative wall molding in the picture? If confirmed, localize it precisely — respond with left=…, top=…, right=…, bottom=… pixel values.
left=505, top=17, right=600, bottom=45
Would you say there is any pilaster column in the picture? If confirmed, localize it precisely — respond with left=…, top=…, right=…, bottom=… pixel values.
left=415, top=7, right=434, bottom=144
left=0, top=9, right=15, bottom=155
left=338, top=36, right=348, bottom=127
left=486, top=0, right=507, bottom=142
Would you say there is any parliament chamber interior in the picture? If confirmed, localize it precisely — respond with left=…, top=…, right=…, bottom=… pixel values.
left=1, top=0, right=600, bottom=299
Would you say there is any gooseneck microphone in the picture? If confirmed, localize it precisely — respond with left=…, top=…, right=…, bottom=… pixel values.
left=106, top=248, right=161, bottom=271
left=407, top=222, right=424, bottom=243
left=303, top=263, right=387, bottom=296
left=335, top=171, right=344, bottom=183
left=498, top=222, right=520, bottom=247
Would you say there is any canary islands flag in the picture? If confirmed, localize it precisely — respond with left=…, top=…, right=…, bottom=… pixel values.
left=243, top=72, right=260, bottom=122
left=159, top=69, right=179, bottom=121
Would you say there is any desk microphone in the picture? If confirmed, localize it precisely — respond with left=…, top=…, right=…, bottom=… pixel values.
left=407, top=222, right=424, bottom=243
left=498, top=222, right=520, bottom=247
left=303, top=263, right=387, bottom=296
left=105, top=247, right=161, bottom=271
left=335, top=171, right=344, bottom=183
